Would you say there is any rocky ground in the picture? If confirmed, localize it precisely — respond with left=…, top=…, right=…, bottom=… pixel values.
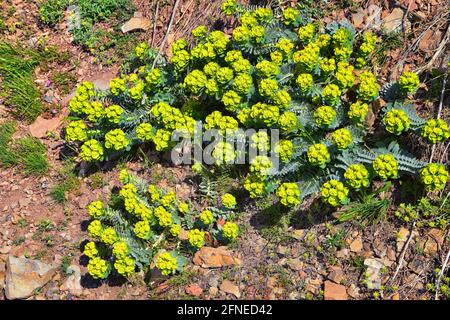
left=0, top=0, right=449, bottom=300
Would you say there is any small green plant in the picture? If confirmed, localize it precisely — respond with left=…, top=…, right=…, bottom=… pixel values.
left=63, top=1, right=448, bottom=221
left=51, top=71, right=77, bottom=94
left=0, top=42, right=44, bottom=120
left=0, top=121, right=49, bottom=175
left=50, top=159, right=80, bottom=203
left=38, top=0, right=69, bottom=26
left=82, top=170, right=239, bottom=280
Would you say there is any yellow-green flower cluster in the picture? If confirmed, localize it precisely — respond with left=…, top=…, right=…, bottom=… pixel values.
left=152, top=129, right=172, bottom=151
left=84, top=101, right=104, bottom=122
left=87, top=257, right=109, bottom=279
left=232, top=25, right=251, bottom=43
left=154, top=206, right=173, bottom=227
left=344, top=164, right=370, bottom=190
left=160, top=191, right=176, bottom=207
left=112, top=241, right=129, bottom=260
left=212, top=142, right=236, bottom=165
left=271, top=51, right=283, bottom=65
left=178, top=202, right=189, bottom=214
left=148, top=184, right=160, bottom=202
left=307, top=143, right=330, bottom=166
left=276, top=38, right=294, bottom=55
left=320, top=58, right=336, bottom=74
left=250, top=103, right=280, bottom=127
left=333, top=28, right=352, bottom=47
left=293, top=43, right=320, bottom=71
left=129, top=81, right=144, bottom=101
left=258, top=78, right=278, bottom=97
left=383, top=109, right=410, bottom=134
left=420, top=164, right=448, bottom=192
left=114, top=256, right=135, bottom=277
left=256, top=60, right=279, bottom=78
left=83, top=241, right=98, bottom=258
left=134, top=220, right=151, bottom=239
left=249, top=156, right=273, bottom=178
left=321, top=180, right=349, bottom=206
left=356, top=32, right=377, bottom=67
left=322, top=84, right=341, bottom=105
left=421, top=119, right=450, bottom=144
left=87, top=200, right=104, bottom=219
left=276, top=182, right=301, bottom=207
left=278, top=111, right=298, bottom=132
left=192, top=25, right=208, bottom=39
left=222, top=221, right=239, bottom=240
left=298, top=24, right=315, bottom=43
left=273, top=90, right=291, bottom=108
left=136, top=123, right=153, bottom=141
left=100, top=227, right=118, bottom=245
left=80, top=139, right=104, bottom=162
left=120, top=183, right=137, bottom=199
left=243, top=176, right=266, bottom=198
left=65, top=120, right=87, bottom=142
left=69, top=82, right=95, bottom=113
left=172, top=49, right=190, bottom=71
left=282, top=7, right=299, bottom=26
left=314, top=105, right=336, bottom=127
left=357, top=71, right=379, bottom=101
left=170, top=224, right=182, bottom=237
left=296, top=73, right=314, bottom=94
left=184, top=70, right=207, bottom=94
left=88, top=220, right=103, bottom=238
left=331, top=128, right=353, bottom=149
left=188, top=229, right=205, bottom=249
left=145, top=68, right=162, bottom=86
left=348, top=101, right=369, bottom=123
left=135, top=42, right=148, bottom=59
left=398, top=71, right=420, bottom=95
left=204, top=111, right=239, bottom=134
left=250, top=132, right=269, bottom=151
left=222, top=90, right=241, bottom=111
left=254, top=7, right=273, bottom=22
left=105, top=105, right=123, bottom=124
left=105, top=129, right=129, bottom=150
left=221, top=193, right=236, bottom=209
left=156, top=252, right=178, bottom=276
left=275, top=140, right=293, bottom=162
left=199, top=210, right=214, bottom=225
left=216, top=67, right=234, bottom=84
left=334, top=62, right=355, bottom=89
left=109, top=77, right=126, bottom=96
left=373, top=154, right=398, bottom=180
left=232, top=73, right=253, bottom=94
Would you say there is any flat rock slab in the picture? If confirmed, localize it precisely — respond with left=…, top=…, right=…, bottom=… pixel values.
left=193, top=246, right=241, bottom=268
left=29, top=108, right=69, bottom=138
left=5, top=255, right=58, bottom=300
left=324, top=280, right=348, bottom=300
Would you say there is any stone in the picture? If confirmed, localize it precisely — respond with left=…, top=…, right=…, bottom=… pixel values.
left=286, top=258, right=303, bottom=271
left=324, top=281, right=348, bottom=300
left=193, top=246, right=241, bottom=268
left=29, top=110, right=69, bottom=138
left=350, top=237, right=363, bottom=253
left=0, top=262, right=6, bottom=290
left=185, top=284, right=203, bottom=297
left=121, top=14, right=151, bottom=33
left=336, top=249, right=349, bottom=259
left=382, top=8, right=410, bottom=33
left=5, top=255, right=57, bottom=299
left=328, top=267, right=345, bottom=284
left=209, top=286, right=218, bottom=297
left=424, top=237, right=438, bottom=256
left=351, top=9, right=366, bottom=29
left=59, top=265, right=82, bottom=296
left=347, top=284, right=360, bottom=299
left=89, top=71, right=117, bottom=91
left=220, top=280, right=240, bottom=298
left=364, top=258, right=384, bottom=290
left=291, top=229, right=306, bottom=240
